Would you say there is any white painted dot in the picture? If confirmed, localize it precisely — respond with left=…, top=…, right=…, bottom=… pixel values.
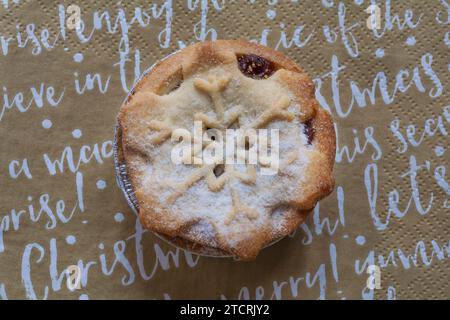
left=66, top=235, right=76, bottom=245
left=79, top=294, right=89, bottom=300
left=114, top=212, right=125, bottom=223
left=98, top=243, right=104, bottom=250
left=73, top=53, right=84, bottom=63
left=64, top=47, right=69, bottom=52
left=72, top=129, right=82, bottom=139
left=42, top=119, right=52, bottom=129
left=406, top=36, right=416, bottom=46
left=356, top=235, right=366, bottom=246
left=354, top=0, right=364, bottom=5
left=82, top=220, right=88, bottom=224
left=96, top=179, right=106, bottom=190
left=375, top=48, right=385, bottom=58
left=434, top=145, right=445, bottom=157
left=343, top=234, right=349, bottom=239
left=266, top=9, right=277, bottom=20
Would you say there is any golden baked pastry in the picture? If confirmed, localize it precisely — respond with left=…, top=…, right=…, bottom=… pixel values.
left=117, top=40, right=336, bottom=260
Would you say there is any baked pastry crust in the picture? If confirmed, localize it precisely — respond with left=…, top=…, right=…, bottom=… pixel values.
left=118, top=40, right=336, bottom=260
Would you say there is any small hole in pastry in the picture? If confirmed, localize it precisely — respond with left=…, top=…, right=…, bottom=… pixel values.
left=237, top=54, right=277, bottom=79
left=303, top=119, right=315, bottom=145
left=164, top=68, right=184, bottom=94
left=244, top=137, right=250, bottom=150
left=169, top=81, right=182, bottom=93
left=213, top=164, right=225, bottom=177
left=206, top=128, right=219, bottom=141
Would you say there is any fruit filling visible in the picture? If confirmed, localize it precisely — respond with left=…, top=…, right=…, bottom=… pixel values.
left=237, top=54, right=276, bottom=79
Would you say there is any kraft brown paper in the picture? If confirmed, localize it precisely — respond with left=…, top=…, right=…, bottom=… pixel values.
left=0, top=0, right=449, bottom=300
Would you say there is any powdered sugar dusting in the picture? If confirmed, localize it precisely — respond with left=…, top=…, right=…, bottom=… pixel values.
left=126, top=62, right=315, bottom=253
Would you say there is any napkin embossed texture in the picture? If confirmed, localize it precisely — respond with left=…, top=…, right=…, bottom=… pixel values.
left=0, top=0, right=448, bottom=299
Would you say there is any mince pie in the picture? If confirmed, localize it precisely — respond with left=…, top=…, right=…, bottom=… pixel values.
left=117, top=40, right=336, bottom=260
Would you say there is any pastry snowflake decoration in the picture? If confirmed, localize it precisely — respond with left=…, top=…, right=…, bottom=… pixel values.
left=119, top=41, right=336, bottom=260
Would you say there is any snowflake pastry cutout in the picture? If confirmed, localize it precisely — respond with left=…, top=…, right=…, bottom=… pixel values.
left=148, top=74, right=296, bottom=224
